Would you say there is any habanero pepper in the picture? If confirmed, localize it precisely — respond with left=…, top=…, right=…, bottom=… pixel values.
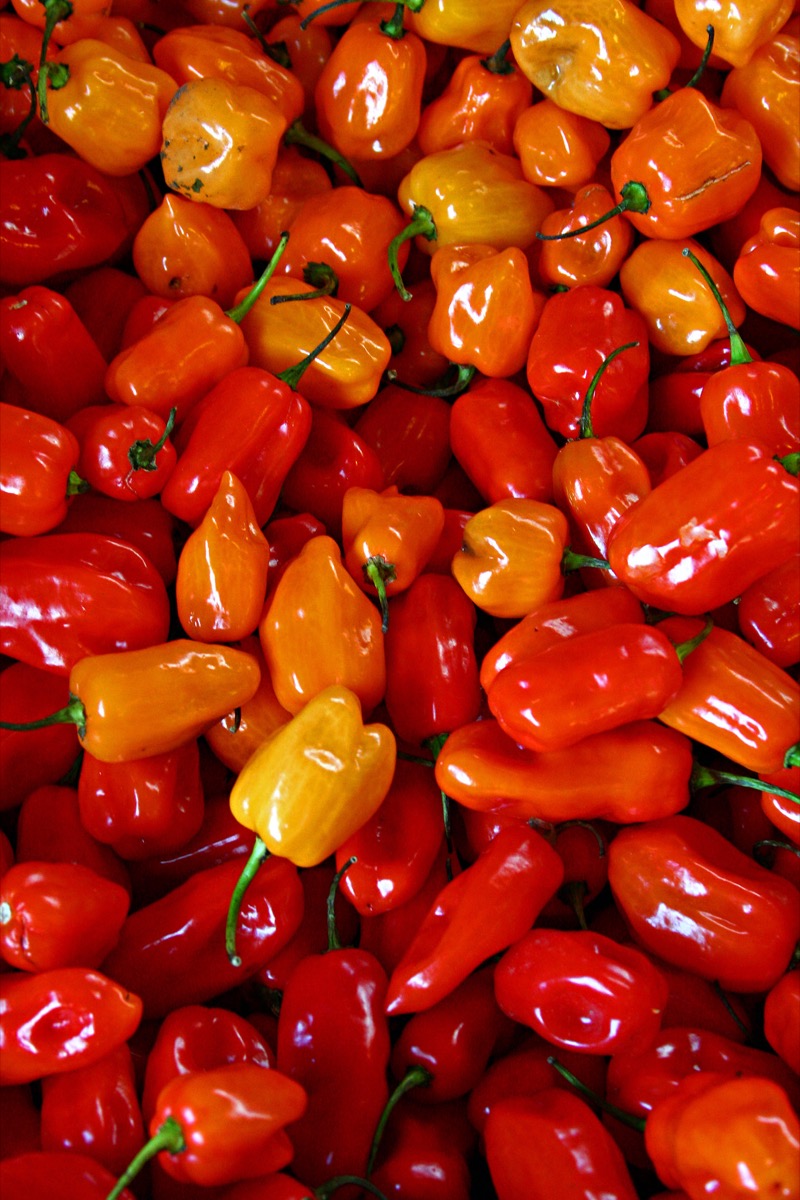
left=720, top=27, right=800, bottom=191
left=632, top=432, right=704, bottom=486
left=0, top=402, right=86, bottom=536
left=674, top=0, right=793, bottom=67
left=56, top=492, right=178, bottom=586
left=353, top=379, right=452, bottom=491
left=370, top=1098, right=473, bottom=1200
left=231, top=145, right=332, bottom=266
left=0, top=1152, right=135, bottom=1200
left=15, top=784, right=131, bottom=894
left=733, top=206, right=800, bottom=329
left=203, top=636, right=292, bottom=774
left=68, top=403, right=178, bottom=502
left=764, top=970, right=800, bottom=1076
left=537, top=183, right=635, bottom=292
left=606, top=439, right=800, bottom=615
left=608, top=814, right=800, bottom=992
left=0, top=532, right=171, bottom=674
left=737, top=556, right=800, bottom=669
left=513, top=98, right=610, bottom=191
left=0, top=966, right=142, bottom=1086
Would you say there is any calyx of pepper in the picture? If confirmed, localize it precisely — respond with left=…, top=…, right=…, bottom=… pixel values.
left=0, top=693, right=87, bottom=740
left=536, top=180, right=650, bottom=242
left=106, top=1116, right=186, bottom=1200
left=691, top=762, right=800, bottom=807
left=127, top=407, right=176, bottom=475
left=269, top=261, right=340, bottom=305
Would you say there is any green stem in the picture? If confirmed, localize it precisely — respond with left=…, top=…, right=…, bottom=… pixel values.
left=66, top=468, right=89, bottom=497
left=673, top=614, right=713, bottom=663
left=0, top=694, right=86, bottom=739
left=578, top=341, right=639, bottom=439
left=327, top=855, right=357, bottom=952
left=561, top=548, right=610, bottom=573
left=536, top=180, right=650, bottom=241
left=284, top=119, right=362, bottom=187
left=270, top=261, right=339, bottom=305
left=36, top=0, right=73, bottom=126
left=424, top=733, right=453, bottom=881
left=754, top=838, right=800, bottom=863
left=777, top=452, right=799, bottom=477
left=225, top=231, right=290, bottom=324
left=681, top=247, right=750, bottom=366
left=127, top=407, right=176, bottom=473
left=301, top=0, right=423, bottom=29
left=367, top=1066, right=432, bottom=1176
left=387, top=204, right=437, bottom=301
left=786, top=743, right=800, bottom=769
left=364, top=556, right=396, bottom=633
left=547, top=1057, right=645, bottom=1132
left=0, top=55, right=37, bottom=159
left=225, top=836, right=269, bottom=966
left=316, top=1177, right=390, bottom=1200
left=685, top=24, right=715, bottom=90
left=386, top=362, right=474, bottom=398
left=691, top=763, right=800, bottom=806
left=276, top=302, right=351, bottom=391
left=106, top=1117, right=185, bottom=1200
left=380, top=2, right=408, bottom=38
left=481, top=38, right=513, bottom=74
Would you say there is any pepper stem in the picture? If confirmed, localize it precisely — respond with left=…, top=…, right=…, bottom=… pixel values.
left=546, top=1057, right=646, bottom=1132
left=0, top=55, right=38, bottom=159
left=301, top=0, right=423, bottom=30
left=685, top=24, right=715, bottom=90
left=225, top=836, right=270, bottom=966
left=36, top=0, right=72, bottom=125
left=269, top=261, right=339, bottom=305
left=536, top=180, right=650, bottom=241
left=578, top=341, right=639, bottom=439
left=387, top=204, right=437, bottom=301
left=66, top=468, right=89, bottom=497
left=276, top=302, right=352, bottom=391
left=561, top=548, right=610, bottom=573
left=681, top=246, right=750, bottom=366
left=106, top=1116, right=186, bottom=1200
left=691, top=763, right=800, bottom=806
left=225, top=231, right=290, bottom=324
left=127, top=407, right=176, bottom=474
left=0, top=693, right=86, bottom=739
left=327, top=855, right=357, bottom=952
left=481, top=38, right=513, bottom=75
left=367, top=1066, right=432, bottom=1176
left=284, top=119, right=362, bottom=187
left=673, top=614, right=713, bottom=663
left=364, top=556, right=396, bottom=633
left=315, top=1177, right=390, bottom=1200
left=785, top=743, right=800, bottom=768
left=424, top=733, right=454, bottom=880
left=387, top=362, right=475, bottom=398
left=777, top=452, right=799, bottom=477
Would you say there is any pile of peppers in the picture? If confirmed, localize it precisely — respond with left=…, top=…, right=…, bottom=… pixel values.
left=1, top=0, right=800, bottom=1196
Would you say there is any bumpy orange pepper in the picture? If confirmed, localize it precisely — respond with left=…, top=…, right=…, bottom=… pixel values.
left=231, top=146, right=331, bottom=264
left=510, top=0, right=680, bottom=130
left=46, top=39, right=176, bottom=176
left=229, top=684, right=396, bottom=868
left=176, top=471, right=270, bottom=644
left=513, top=100, right=610, bottom=191
left=161, top=77, right=287, bottom=209
left=427, top=244, right=545, bottom=378
left=721, top=29, right=800, bottom=191
left=416, top=42, right=532, bottom=156
left=259, top=534, right=386, bottom=716
left=406, top=0, right=523, bottom=53
left=537, top=185, right=634, bottom=291
left=674, top=0, right=794, bottom=66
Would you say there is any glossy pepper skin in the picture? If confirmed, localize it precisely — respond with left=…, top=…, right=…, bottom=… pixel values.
left=738, top=556, right=800, bottom=668
left=764, top=971, right=800, bottom=1076
left=607, top=441, right=800, bottom=615
left=487, top=623, right=683, bottom=753
left=608, top=814, right=800, bottom=993
left=417, top=47, right=532, bottom=156
left=229, top=685, right=396, bottom=868
left=0, top=533, right=171, bottom=675
left=510, top=0, right=680, bottom=129
left=0, top=1152, right=135, bottom=1200
left=656, top=616, right=800, bottom=773
left=435, top=719, right=694, bottom=825
left=0, top=861, right=129, bottom=972
left=721, top=28, right=800, bottom=191
left=101, top=855, right=303, bottom=1018
left=0, top=404, right=85, bottom=536
left=645, top=1071, right=800, bottom=1200
left=0, top=967, right=142, bottom=1086
left=68, top=402, right=178, bottom=502
left=734, top=206, right=800, bottom=329
left=495, top=929, right=668, bottom=1057
left=384, top=824, right=564, bottom=1014
left=675, top=0, right=793, bottom=68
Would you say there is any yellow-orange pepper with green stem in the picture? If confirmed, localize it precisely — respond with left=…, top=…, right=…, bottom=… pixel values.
left=226, top=684, right=396, bottom=961
left=674, top=0, right=793, bottom=66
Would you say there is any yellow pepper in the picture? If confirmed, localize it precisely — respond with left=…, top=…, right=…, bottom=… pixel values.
left=229, top=684, right=396, bottom=868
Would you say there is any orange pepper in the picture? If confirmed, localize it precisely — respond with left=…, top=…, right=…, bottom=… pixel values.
left=160, top=77, right=287, bottom=210
left=45, top=39, right=176, bottom=176
left=733, top=207, right=800, bottom=329
left=451, top=500, right=573, bottom=619
left=259, top=534, right=386, bottom=717
left=416, top=42, right=532, bottom=156
left=721, top=29, right=800, bottom=192
left=203, top=636, right=291, bottom=774
left=176, top=471, right=270, bottom=644
left=620, top=238, right=746, bottom=356
left=341, top=485, right=445, bottom=630
left=265, top=14, right=332, bottom=114
left=426, top=243, right=545, bottom=378
left=405, top=0, right=525, bottom=54
left=537, top=185, right=634, bottom=290
left=396, top=141, right=554, bottom=256
left=236, top=277, right=391, bottom=410
left=53, top=13, right=151, bottom=60
left=371, top=280, right=450, bottom=389
left=0, top=642, right=262, bottom=763
left=131, top=193, right=253, bottom=310
left=510, top=0, right=680, bottom=130
left=152, top=24, right=304, bottom=125
left=11, top=0, right=110, bottom=30
left=314, top=10, right=427, bottom=162
left=674, top=0, right=794, bottom=66
left=513, top=100, right=610, bottom=191
left=178, top=0, right=275, bottom=30
left=231, top=146, right=331, bottom=264
left=229, top=684, right=396, bottom=869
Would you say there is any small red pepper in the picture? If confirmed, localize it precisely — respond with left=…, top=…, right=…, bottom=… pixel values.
left=0, top=403, right=86, bottom=536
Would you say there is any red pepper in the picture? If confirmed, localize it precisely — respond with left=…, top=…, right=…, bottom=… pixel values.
left=607, top=441, right=800, bottom=615
left=632, top=431, right=703, bottom=487
left=100, top=855, right=304, bottom=1018
left=15, top=784, right=131, bottom=895
left=353, top=382, right=452, bottom=495
left=0, top=403, right=86, bottom=536
left=737, top=555, right=800, bottom=669
left=68, top=403, right=178, bottom=501
left=56, top=492, right=178, bottom=586
left=608, top=814, right=800, bottom=992
left=369, top=1097, right=473, bottom=1200
left=384, top=824, right=564, bottom=1015
left=39, top=1043, right=145, bottom=1176
left=0, top=967, right=142, bottom=1086
left=142, top=1004, right=275, bottom=1125
left=764, top=970, right=800, bottom=1076
left=0, top=666, right=80, bottom=811
left=0, top=285, right=108, bottom=422
left=63, top=265, right=147, bottom=362
left=0, top=532, right=171, bottom=675
left=494, top=929, right=668, bottom=1057
left=0, top=859, right=129, bottom=972
left=0, top=1152, right=135, bottom=1200
left=359, top=842, right=455, bottom=978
